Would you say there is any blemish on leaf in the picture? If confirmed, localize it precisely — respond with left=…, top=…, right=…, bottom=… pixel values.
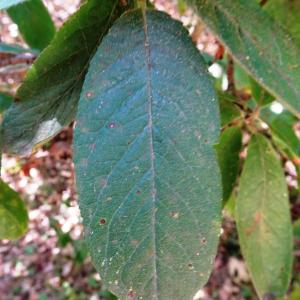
left=201, top=237, right=206, bottom=245
left=245, top=211, right=262, bottom=235
left=131, top=240, right=139, bottom=246
left=254, top=211, right=262, bottom=223
left=147, top=250, right=155, bottom=257
left=170, top=211, right=180, bottom=219
left=106, top=196, right=113, bottom=202
left=86, top=92, right=93, bottom=98
left=99, top=218, right=106, bottom=225
left=88, top=143, right=96, bottom=151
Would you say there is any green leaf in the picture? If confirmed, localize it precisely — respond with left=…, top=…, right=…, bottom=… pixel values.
left=234, top=64, right=274, bottom=106
left=249, top=77, right=274, bottom=107
left=263, top=0, right=300, bottom=47
left=0, top=92, right=13, bottom=113
left=74, top=9, right=221, bottom=300
left=216, top=126, right=242, bottom=204
left=218, top=92, right=241, bottom=126
left=260, top=106, right=300, bottom=156
left=260, top=106, right=300, bottom=190
left=2, top=0, right=132, bottom=155
left=236, top=134, right=293, bottom=299
left=223, top=194, right=235, bottom=219
left=0, top=0, right=26, bottom=10
left=0, top=179, right=28, bottom=240
left=293, top=219, right=300, bottom=241
left=290, top=287, right=300, bottom=300
left=0, top=42, right=38, bottom=54
left=234, top=63, right=251, bottom=91
left=7, top=0, right=55, bottom=51
left=185, top=0, right=300, bottom=118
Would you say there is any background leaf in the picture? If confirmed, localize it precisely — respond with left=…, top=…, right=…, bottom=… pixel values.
left=216, top=126, right=242, bottom=205
left=263, top=0, right=300, bottom=47
left=0, top=179, right=28, bottom=240
left=260, top=106, right=300, bottom=157
left=7, top=0, right=55, bottom=51
left=74, top=9, right=221, bottom=300
left=236, top=134, right=293, bottom=299
left=185, top=0, right=300, bottom=118
left=0, top=92, right=13, bottom=113
left=2, top=0, right=133, bottom=155
left=218, top=92, right=241, bottom=126
left=0, top=0, right=26, bottom=10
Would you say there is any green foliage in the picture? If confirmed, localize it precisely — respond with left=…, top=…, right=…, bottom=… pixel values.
left=216, top=126, right=242, bottom=204
left=2, top=0, right=133, bottom=155
left=7, top=0, right=55, bottom=50
left=0, top=92, right=13, bottom=113
left=218, top=92, right=241, bottom=126
left=1, top=0, right=300, bottom=299
left=263, top=0, right=300, bottom=46
left=236, top=134, right=293, bottom=298
left=74, top=9, right=221, bottom=299
left=186, top=0, right=300, bottom=118
left=0, top=179, right=28, bottom=240
left=260, top=106, right=300, bottom=157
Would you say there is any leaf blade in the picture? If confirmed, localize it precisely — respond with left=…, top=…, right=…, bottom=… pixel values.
left=260, top=106, right=300, bottom=156
left=0, top=92, right=13, bottom=113
left=186, top=0, right=300, bottom=117
left=7, top=0, right=55, bottom=51
left=2, top=0, right=132, bottom=155
left=263, top=0, right=300, bottom=47
left=218, top=92, right=241, bottom=126
left=0, top=179, right=28, bottom=240
left=236, top=134, right=293, bottom=298
left=74, top=9, right=221, bottom=300
left=216, top=126, right=242, bottom=204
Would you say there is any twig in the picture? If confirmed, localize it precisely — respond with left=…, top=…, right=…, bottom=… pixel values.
left=0, top=53, right=36, bottom=68
left=227, top=55, right=236, bottom=95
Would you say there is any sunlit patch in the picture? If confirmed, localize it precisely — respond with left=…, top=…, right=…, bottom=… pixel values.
left=270, top=101, right=283, bottom=114
left=208, top=63, right=222, bottom=78
left=193, top=289, right=206, bottom=300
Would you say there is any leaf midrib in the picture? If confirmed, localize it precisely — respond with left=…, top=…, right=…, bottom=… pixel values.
left=142, top=9, right=159, bottom=298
